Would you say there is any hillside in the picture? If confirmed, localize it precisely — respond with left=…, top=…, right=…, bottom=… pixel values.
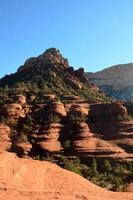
left=0, top=48, right=132, bottom=192
left=0, top=48, right=108, bottom=104
left=86, top=63, right=133, bottom=101
left=0, top=152, right=132, bottom=200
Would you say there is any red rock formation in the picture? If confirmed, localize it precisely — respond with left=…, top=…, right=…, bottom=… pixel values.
left=43, top=94, right=56, bottom=101
left=32, top=123, right=63, bottom=153
left=89, top=102, right=127, bottom=121
left=1, top=103, right=27, bottom=119
left=13, top=141, right=32, bottom=156
left=15, top=95, right=26, bottom=105
left=68, top=103, right=89, bottom=116
left=71, top=123, right=127, bottom=159
left=48, top=102, right=67, bottom=117
left=65, top=77, right=83, bottom=90
left=17, top=48, right=69, bottom=72
left=0, top=152, right=132, bottom=200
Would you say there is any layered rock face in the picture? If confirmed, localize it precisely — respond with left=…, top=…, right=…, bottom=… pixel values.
left=0, top=96, right=30, bottom=120
left=0, top=152, right=132, bottom=200
left=1, top=103, right=26, bottom=119
left=89, top=102, right=127, bottom=121
left=32, top=123, right=63, bottom=153
left=0, top=93, right=132, bottom=161
left=71, top=123, right=126, bottom=159
left=48, top=102, right=67, bottom=117
left=87, top=103, right=133, bottom=158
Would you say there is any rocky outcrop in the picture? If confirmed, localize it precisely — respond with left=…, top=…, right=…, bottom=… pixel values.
left=0, top=94, right=131, bottom=161
left=62, top=95, right=81, bottom=101
left=65, top=77, right=83, bottom=90
left=1, top=103, right=29, bottom=119
left=17, top=48, right=69, bottom=72
left=0, top=152, right=132, bottom=200
left=75, top=68, right=84, bottom=78
left=88, top=102, right=133, bottom=159
left=15, top=95, right=26, bottom=105
left=43, top=94, right=56, bottom=101
left=89, top=102, right=127, bottom=122
left=1, top=103, right=24, bottom=119
left=13, top=141, right=32, bottom=156
left=0, top=123, right=11, bottom=152
left=32, top=123, right=63, bottom=153
left=68, top=103, right=89, bottom=116
left=48, top=102, right=67, bottom=117
left=71, top=123, right=127, bottom=159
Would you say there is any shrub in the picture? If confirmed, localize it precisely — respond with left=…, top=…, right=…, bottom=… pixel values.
left=19, top=133, right=28, bottom=142
left=22, top=124, right=32, bottom=133
left=63, top=140, right=71, bottom=149
left=103, top=160, right=112, bottom=172
left=90, top=158, right=98, bottom=176
left=68, top=113, right=87, bottom=123
left=47, top=113, right=61, bottom=123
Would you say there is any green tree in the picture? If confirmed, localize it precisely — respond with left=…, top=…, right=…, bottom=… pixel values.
left=103, top=160, right=112, bottom=172
left=90, top=158, right=98, bottom=176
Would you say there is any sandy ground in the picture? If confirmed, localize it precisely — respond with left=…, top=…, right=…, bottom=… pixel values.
left=0, top=152, right=132, bottom=200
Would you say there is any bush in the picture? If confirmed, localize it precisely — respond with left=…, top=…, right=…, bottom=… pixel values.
left=19, top=133, right=28, bottom=142
left=58, top=156, right=82, bottom=176
left=47, top=113, right=61, bottom=123
left=22, top=124, right=32, bottom=133
left=90, top=158, right=98, bottom=176
left=63, top=140, right=71, bottom=150
left=68, top=113, right=87, bottom=123
left=103, top=160, right=112, bottom=172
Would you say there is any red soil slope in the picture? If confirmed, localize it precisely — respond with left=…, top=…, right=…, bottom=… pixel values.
left=0, top=152, right=132, bottom=200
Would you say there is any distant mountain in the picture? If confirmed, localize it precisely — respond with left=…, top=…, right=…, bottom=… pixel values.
left=86, top=63, right=133, bottom=101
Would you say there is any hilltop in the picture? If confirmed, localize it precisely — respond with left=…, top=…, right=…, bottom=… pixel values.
left=0, top=48, right=107, bottom=104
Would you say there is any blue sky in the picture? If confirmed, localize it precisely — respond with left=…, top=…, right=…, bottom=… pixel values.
left=0, top=0, right=133, bottom=78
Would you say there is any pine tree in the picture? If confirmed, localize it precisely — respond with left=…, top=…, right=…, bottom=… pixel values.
left=103, top=159, right=112, bottom=172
